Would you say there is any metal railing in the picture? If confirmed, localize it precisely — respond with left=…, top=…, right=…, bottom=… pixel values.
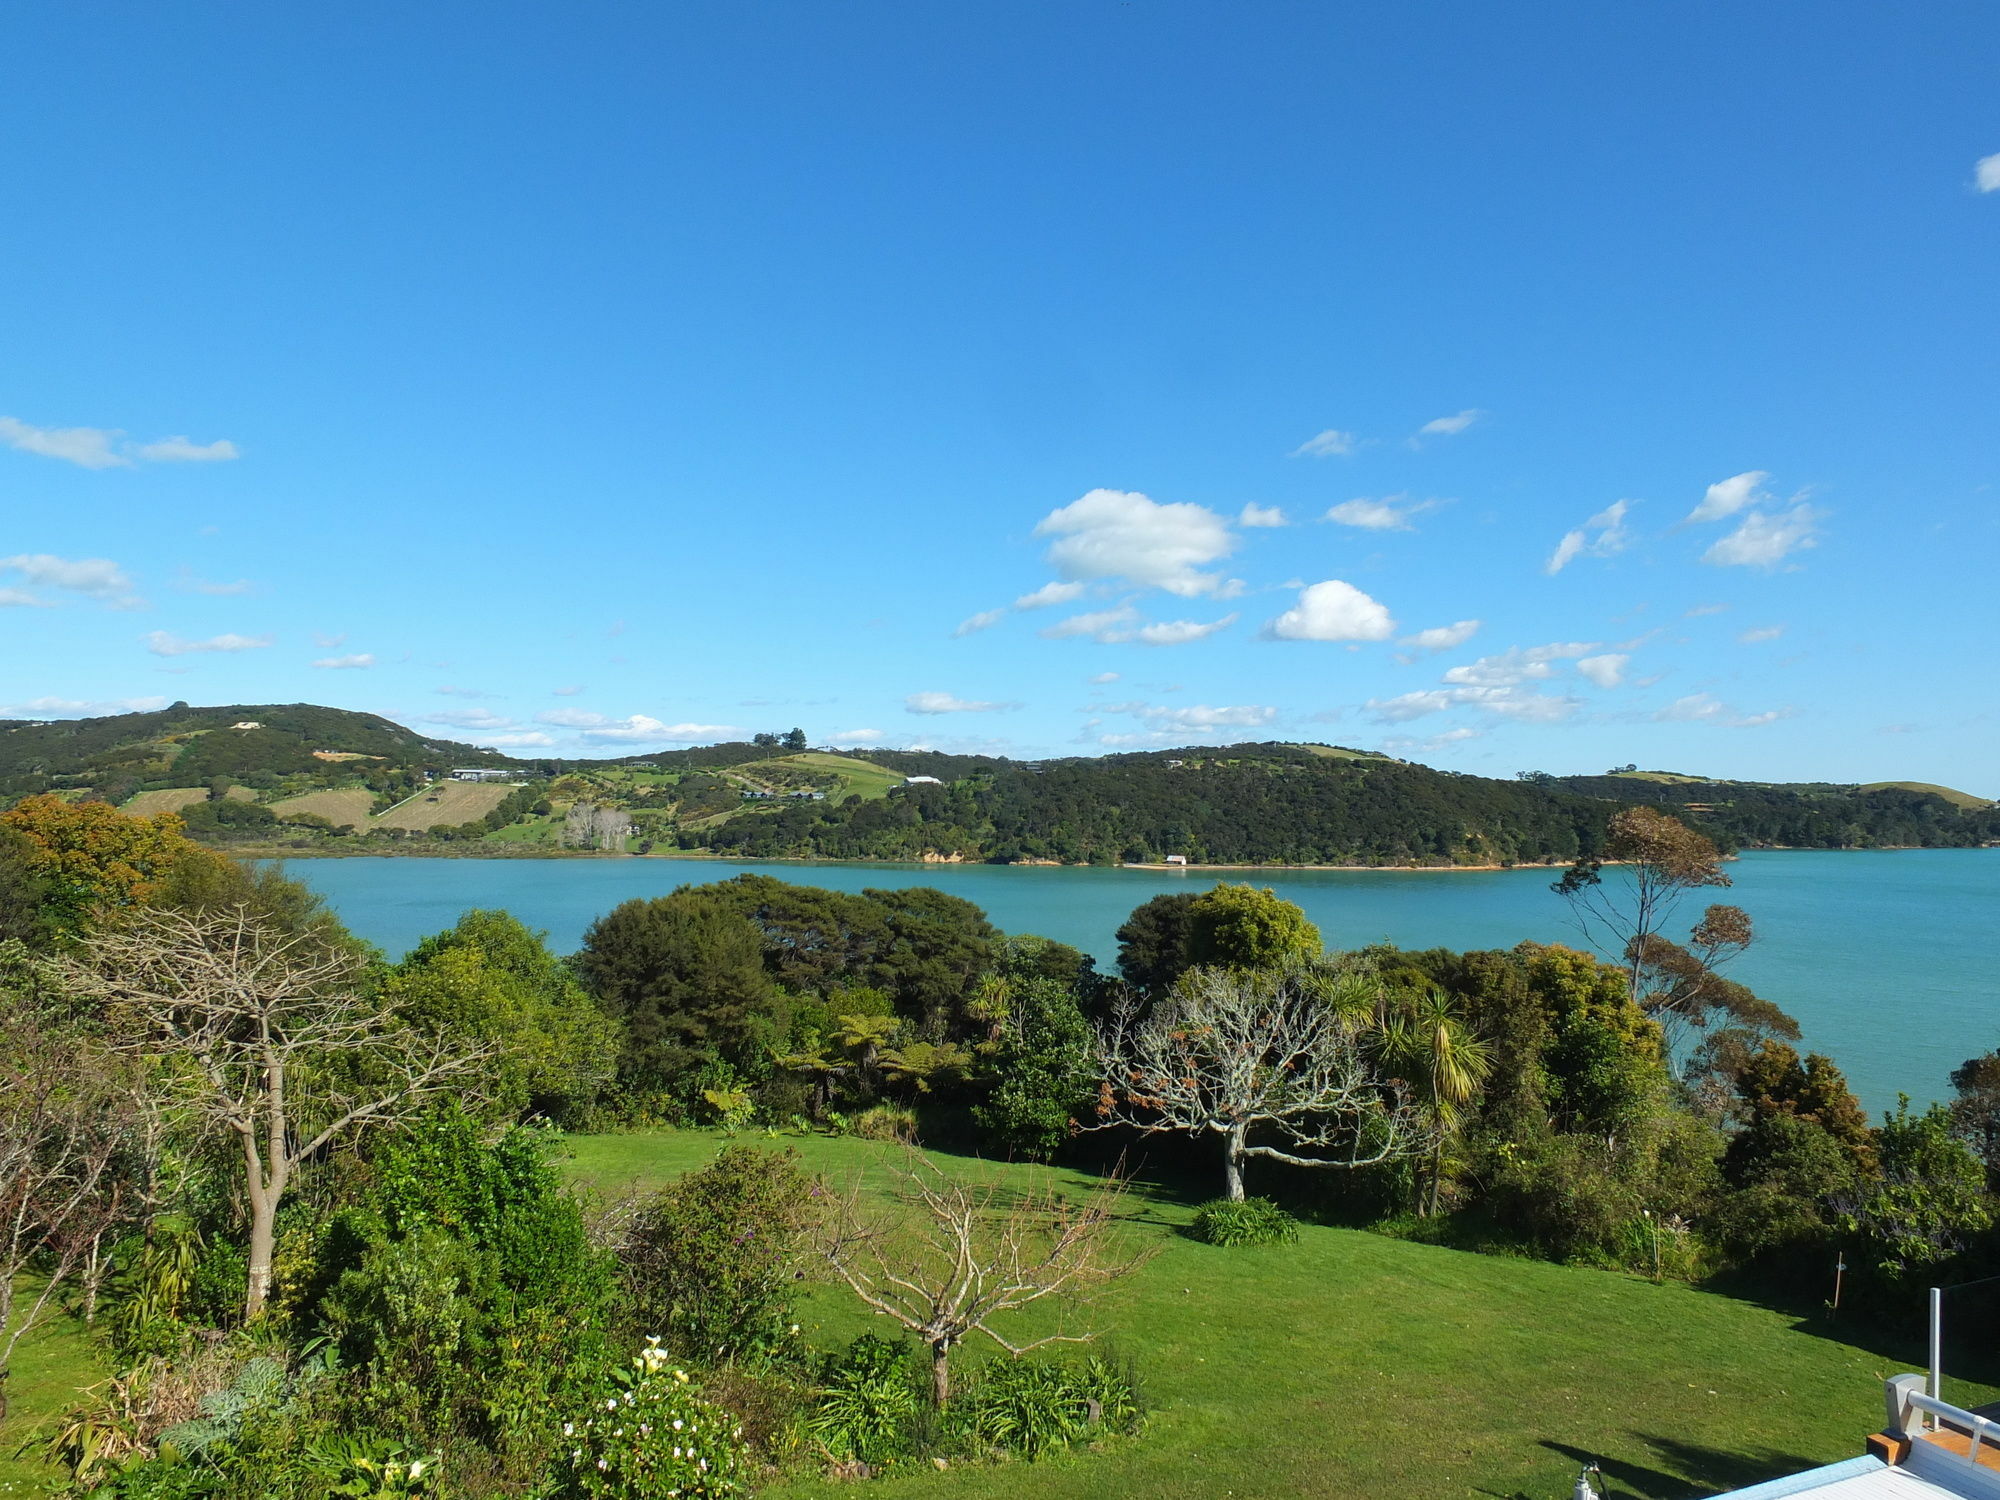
left=1888, top=1375, right=2000, bottom=1468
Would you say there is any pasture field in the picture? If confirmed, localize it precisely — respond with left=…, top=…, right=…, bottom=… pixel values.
left=268, top=788, right=376, bottom=828
left=1860, top=780, right=1993, bottom=809
left=566, top=1129, right=1979, bottom=1500
left=121, top=786, right=254, bottom=817
left=371, top=780, right=518, bottom=831
left=765, top=751, right=908, bottom=799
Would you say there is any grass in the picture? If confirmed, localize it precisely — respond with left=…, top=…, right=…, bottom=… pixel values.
left=762, top=753, right=908, bottom=801
left=371, top=780, right=519, bottom=832
left=564, top=1129, right=1982, bottom=1500
left=120, top=786, right=255, bottom=817
left=267, top=787, right=376, bottom=828
left=0, top=1296, right=104, bottom=1491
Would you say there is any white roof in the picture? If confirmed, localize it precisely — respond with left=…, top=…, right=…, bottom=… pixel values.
left=1715, top=1456, right=1987, bottom=1500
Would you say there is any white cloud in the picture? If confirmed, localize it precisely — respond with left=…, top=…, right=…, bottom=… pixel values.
left=1399, top=619, right=1481, bottom=654
left=1416, top=408, right=1484, bottom=437
left=0, top=417, right=240, bottom=468
left=426, top=708, right=516, bottom=730
left=1013, top=580, right=1087, bottom=610
left=134, top=436, right=240, bottom=463
left=1366, top=683, right=1577, bottom=724
left=312, top=653, right=375, bottom=669
left=1738, top=625, right=1785, bottom=644
left=579, top=716, right=742, bottom=743
left=1088, top=672, right=1120, bottom=684
left=1442, top=641, right=1598, bottom=688
left=0, top=694, right=171, bottom=717
left=1576, top=653, right=1629, bottom=689
left=1125, top=616, right=1236, bottom=646
left=953, top=608, right=1006, bottom=637
left=1380, top=725, right=1484, bottom=755
left=475, top=731, right=556, bottom=749
left=144, top=630, right=272, bottom=657
left=0, top=416, right=129, bottom=469
left=827, top=729, right=883, bottom=744
left=1099, top=702, right=1278, bottom=739
left=1544, top=499, right=1634, bottom=574
left=905, top=691, right=1013, bottom=715
left=1686, top=470, right=1771, bottom=523
left=1290, top=429, right=1357, bottom=458
left=1033, top=488, right=1237, bottom=597
left=1238, top=503, right=1287, bottom=527
left=1654, top=692, right=1791, bottom=728
left=436, top=685, right=502, bottom=699
left=313, top=631, right=347, bottom=648
left=1263, top=580, right=1395, bottom=642
left=1684, top=602, right=1730, bottom=618
left=1323, top=495, right=1435, bottom=531
left=0, top=553, right=135, bottom=599
left=551, top=685, right=584, bottom=696
left=1041, top=606, right=1138, bottom=640
left=1702, top=503, right=1821, bottom=568
left=1043, top=605, right=1236, bottom=645
left=1976, top=153, right=2000, bottom=193
left=0, top=589, right=49, bottom=608
left=537, top=708, right=610, bottom=727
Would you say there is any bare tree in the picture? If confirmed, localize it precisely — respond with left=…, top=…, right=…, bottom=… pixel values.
left=1553, top=806, right=1733, bottom=1002
left=0, top=1005, right=138, bottom=1421
left=53, top=907, right=490, bottom=1321
left=1092, top=964, right=1427, bottom=1201
left=820, top=1150, right=1145, bottom=1407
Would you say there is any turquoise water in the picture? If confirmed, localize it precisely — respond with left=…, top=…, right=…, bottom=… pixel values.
left=279, top=850, right=1999, bottom=1113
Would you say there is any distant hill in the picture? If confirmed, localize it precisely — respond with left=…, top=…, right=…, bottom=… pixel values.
left=6, top=706, right=1995, bottom=864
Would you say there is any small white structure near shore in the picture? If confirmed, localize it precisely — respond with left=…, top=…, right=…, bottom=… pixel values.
left=903, top=775, right=942, bottom=786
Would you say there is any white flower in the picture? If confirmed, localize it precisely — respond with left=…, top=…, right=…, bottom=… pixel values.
left=672, top=1419, right=684, bottom=1431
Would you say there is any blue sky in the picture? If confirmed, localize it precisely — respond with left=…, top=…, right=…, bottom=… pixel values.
left=4, top=3, right=1996, bottom=790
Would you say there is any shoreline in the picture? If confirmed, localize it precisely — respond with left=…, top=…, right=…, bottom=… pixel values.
left=227, top=844, right=1986, bottom=871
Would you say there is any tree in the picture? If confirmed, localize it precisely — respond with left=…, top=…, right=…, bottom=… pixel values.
left=820, top=1151, right=1143, bottom=1407
left=1377, top=989, right=1492, bottom=1216
left=782, top=728, right=808, bottom=752
left=1114, top=891, right=1201, bottom=996
left=973, top=976, right=1096, bottom=1162
left=1553, top=806, right=1732, bottom=1003
left=574, top=893, right=780, bottom=1097
left=1948, top=1047, right=2000, bottom=1177
left=391, top=909, right=618, bottom=1124
left=1092, top=964, right=1426, bottom=1200
left=1627, top=905, right=1794, bottom=1062
left=0, top=794, right=224, bottom=933
left=1843, top=1099, right=1993, bottom=1282
left=1186, top=883, right=1322, bottom=972
left=53, top=906, right=489, bottom=1320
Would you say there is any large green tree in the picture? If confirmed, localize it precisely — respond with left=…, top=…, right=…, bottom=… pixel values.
left=575, top=893, right=781, bottom=1097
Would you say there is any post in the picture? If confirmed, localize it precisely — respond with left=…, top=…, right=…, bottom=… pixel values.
left=1832, top=1252, right=1845, bottom=1313
left=1929, top=1287, right=1943, bottom=1400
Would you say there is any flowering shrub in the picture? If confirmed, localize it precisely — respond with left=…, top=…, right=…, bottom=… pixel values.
left=543, top=1340, right=748, bottom=1499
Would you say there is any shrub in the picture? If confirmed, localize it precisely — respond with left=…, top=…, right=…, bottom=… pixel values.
left=804, top=1336, right=922, bottom=1466
left=1191, top=1197, right=1301, bottom=1247
left=960, top=1352, right=1141, bottom=1458
left=623, top=1145, right=820, bottom=1366
left=852, top=1104, right=918, bottom=1142
left=542, top=1340, right=748, bottom=1500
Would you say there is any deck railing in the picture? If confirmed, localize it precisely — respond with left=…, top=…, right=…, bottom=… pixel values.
left=1888, top=1374, right=2000, bottom=1467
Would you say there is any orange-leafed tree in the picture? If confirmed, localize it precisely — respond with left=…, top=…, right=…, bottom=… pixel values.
left=0, top=794, right=222, bottom=931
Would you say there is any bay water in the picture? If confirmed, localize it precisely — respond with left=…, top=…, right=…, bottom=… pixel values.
left=280, top=849, right=1998, bottom=1113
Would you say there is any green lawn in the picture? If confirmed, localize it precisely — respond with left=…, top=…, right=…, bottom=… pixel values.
left=566, top=1130, right=1972, bottom=1500
left=765, top=753, right=909, bottom=801
left=0, top=1297, right=103, bottom=1492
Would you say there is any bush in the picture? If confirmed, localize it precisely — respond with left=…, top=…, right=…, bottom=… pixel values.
left=852, top=1104, right=918, bottom=1142
left=960, top=1352, right=1141, bottom=1458
left=541, top=1340, right=748, bottom=1499
left=1191, top=1197, right=1301, bottom=1247
left=804, top=1336, right=922, bottom=1467
left=624, top=1145, right=819, bottom=1366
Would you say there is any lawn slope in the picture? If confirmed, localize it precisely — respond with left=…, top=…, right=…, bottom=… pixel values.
left=565, top=1131, right=1963, bottom=1500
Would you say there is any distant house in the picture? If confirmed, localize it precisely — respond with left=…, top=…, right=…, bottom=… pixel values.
left=450, top=768, right=514, bottom=783
left=230, top=721, right=264, bottom=730
left=789, top=789, right=827, bottom=800
left=903, top=775, right=943, bottom=786
left=1164, top=854, right=1188, bottom=865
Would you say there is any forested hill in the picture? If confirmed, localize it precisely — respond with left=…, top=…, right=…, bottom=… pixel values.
left=5, top=705, right=1994, bottom=864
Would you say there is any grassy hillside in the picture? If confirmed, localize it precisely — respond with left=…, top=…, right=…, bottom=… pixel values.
left=564, top=1130, right=1959, bottom=1500
left=1860, top=781, right=1993, bottom=810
